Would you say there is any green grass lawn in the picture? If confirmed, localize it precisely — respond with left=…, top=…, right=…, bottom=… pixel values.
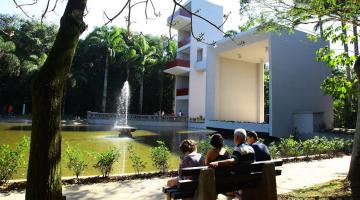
left=278, top=179, right=351, bottom=200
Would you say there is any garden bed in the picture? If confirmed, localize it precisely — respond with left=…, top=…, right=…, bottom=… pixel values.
left=0, top=170, right=178, bottom=193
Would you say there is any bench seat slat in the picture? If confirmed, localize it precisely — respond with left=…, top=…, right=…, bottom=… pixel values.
left=171, top=190, right=194, bottom=199
left=178, top=179, right=198, bottom=191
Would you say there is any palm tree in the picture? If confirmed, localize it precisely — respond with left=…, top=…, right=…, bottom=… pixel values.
left=87, top=26, right=125, bottom=113
left=132, top=35, right=157, bottom=114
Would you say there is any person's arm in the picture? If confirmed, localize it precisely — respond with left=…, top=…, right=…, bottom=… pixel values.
left=205, top=150, right=216, bottom=165
left=209, top=158, right=236, bottom=168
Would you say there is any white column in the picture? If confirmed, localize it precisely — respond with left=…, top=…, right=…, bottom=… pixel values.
left=258, top=63, right=265, bottom=122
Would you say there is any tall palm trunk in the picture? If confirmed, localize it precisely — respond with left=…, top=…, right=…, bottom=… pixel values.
left=354, top=23, right=359, bottom=56
left=350, top=56, right=360, bottom=199
left=319, top=16, right=324, bottom=39
left=101, top=52, right=109, bottom=112
left=25, top=0, right=87, bottom=199
left=139, top=75, right=144, bottom=114
left=159, top=69, right=164, bottom=112
left=342, top=21, right=352, bottom=128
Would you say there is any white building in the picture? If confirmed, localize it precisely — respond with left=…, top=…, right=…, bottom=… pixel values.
left=164, top=0, right=333, bottom=138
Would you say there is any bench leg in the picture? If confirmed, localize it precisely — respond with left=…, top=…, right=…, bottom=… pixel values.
left=242, top=163, right=277, bottom=200
left=193, top=168, right=217, bottom=200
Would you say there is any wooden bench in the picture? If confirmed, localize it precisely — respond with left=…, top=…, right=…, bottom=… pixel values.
left=163, top=159, right=283, bottom=200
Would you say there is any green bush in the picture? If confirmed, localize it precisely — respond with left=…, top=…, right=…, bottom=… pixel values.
left=278, top=135, right=301, bottom=157
left=150, top=141, right=170, bottom=173
left=127, top=144, right=146, bottom=174
left=65, top=145, right=88, bottom=180
left=197, top=138, right=212, bottom=156
left=93, top=147, right=120, bottom=177
left=268, top=142, right=279, bottom=159
left=274, top=136, right=353, bottom=159
left=0, top=137, right=29, bottom=185
left=301, top=138, right=318, bottom=157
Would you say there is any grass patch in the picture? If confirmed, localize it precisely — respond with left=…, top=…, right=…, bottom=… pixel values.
left=279, top=179, right=351, bottom=199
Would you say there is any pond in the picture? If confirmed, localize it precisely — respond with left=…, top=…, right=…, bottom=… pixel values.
left=0, top=122, right=223, bottom=179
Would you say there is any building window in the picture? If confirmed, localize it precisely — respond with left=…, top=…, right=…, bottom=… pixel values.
left=197, top=48, right=203, bottom=62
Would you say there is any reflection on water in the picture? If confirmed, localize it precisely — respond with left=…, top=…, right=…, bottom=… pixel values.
left=0, top=122, right=218, bottom=179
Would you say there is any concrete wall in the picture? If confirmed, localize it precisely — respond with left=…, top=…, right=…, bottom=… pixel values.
left=216, top=58, right=262, bottom=122
left=187, top=0, right=223, bottom=118
left=206, top=30, right=268, bottom=122
left=269, top=30, right=333, bottom=138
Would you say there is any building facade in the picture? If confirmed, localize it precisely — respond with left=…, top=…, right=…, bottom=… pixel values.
left=165, top=0, right=333, bottom=138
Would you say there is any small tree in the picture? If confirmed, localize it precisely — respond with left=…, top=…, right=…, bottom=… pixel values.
left=93, top=147, right=120, bottom=177
left=65, top=145, right=88, bottom=180
left=0, top=137, right=29, bottom=185
left=150, top=141, right=170, bottom=173
left=197, top=138, right=212, bottom=156
left=127, top=144, right=146, bottom=174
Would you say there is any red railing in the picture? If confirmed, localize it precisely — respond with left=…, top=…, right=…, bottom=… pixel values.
left=165, top=59, right=190, bottom=69
left=178, top=8, right=192, bottom=18
left=178, top=37, right=191, bottom=48
left=176, top=88, right=189, bottom=96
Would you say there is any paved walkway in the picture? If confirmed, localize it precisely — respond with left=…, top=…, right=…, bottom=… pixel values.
left=0, top=156, right=350, bottom=200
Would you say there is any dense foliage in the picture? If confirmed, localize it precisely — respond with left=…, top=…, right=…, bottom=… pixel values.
left=0, top=15, right=57, bottom=114
left=269, top=136, right=352, bottom=158
left=0, top=15, right=176, bottom=117
left=0, top=137, right=29, bottom=184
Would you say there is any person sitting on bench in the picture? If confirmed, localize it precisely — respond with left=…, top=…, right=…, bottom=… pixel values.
left=166, top=139, right=205, bottom=187
left=209, top=128, right=255, bottom=168
left=246, top=130, right=271, bottom=161
left=205, top=133, right=230, bottom=165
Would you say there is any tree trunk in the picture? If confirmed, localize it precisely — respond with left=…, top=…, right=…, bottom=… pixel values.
left=319, top=16, right=324, bottom=39
left=350, top=56, right=360, bottom=199
left=159, top=69, right=164, bottom=112
left=342, top=21, right=353, bottom=128
left=354, top=23, right=359, bottom=56
left=139, top=76, right=143, bottom=114
left=101, top=52, right=109, bottom=113
left=126, top=62, right=130, bottom=80
left=25, top=1, right=87, bottom=199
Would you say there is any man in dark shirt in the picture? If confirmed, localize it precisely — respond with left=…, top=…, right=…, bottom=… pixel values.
left=209, top=128, right=255, bottom=167
left=246, top=131, right=271, bottom=161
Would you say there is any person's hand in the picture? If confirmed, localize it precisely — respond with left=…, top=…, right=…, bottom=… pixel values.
left=209, top=161, right=218, bottom=168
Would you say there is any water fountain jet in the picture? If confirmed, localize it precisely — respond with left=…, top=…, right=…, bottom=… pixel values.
left=114, top=81, right=136, bottom=137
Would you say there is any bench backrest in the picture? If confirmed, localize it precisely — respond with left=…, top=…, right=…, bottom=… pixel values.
left=179, top=159, right=283, bottom=177
left=177, top=159, right=283, bottom=194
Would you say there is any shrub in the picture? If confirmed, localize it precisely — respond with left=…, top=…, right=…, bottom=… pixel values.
left=278, top=135, right=301, bottom=157
left=301, top=138, right=317, bottom=157
left=65, top=145, right=88, bottom=180
left=150, top=141, right=170, bottom=173
left=127, top=144, right=146, bottom=174
left=197, top=138, right=212, bottom=156
left=312, top=136, right=328, bottom=156
left=0, top=137, right=29, bottom=185
left=93, top=147, right=120, bottom=177
left=268, top=142, right=279, bottom=159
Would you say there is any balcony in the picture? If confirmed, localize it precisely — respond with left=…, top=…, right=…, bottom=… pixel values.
left=164, top=59, right=190, bottom=76
left=178, top=37, right=191, bottom=49
left=167, top=8, right=191, bottom=30
left=176, top=88, right=189, bottom=96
